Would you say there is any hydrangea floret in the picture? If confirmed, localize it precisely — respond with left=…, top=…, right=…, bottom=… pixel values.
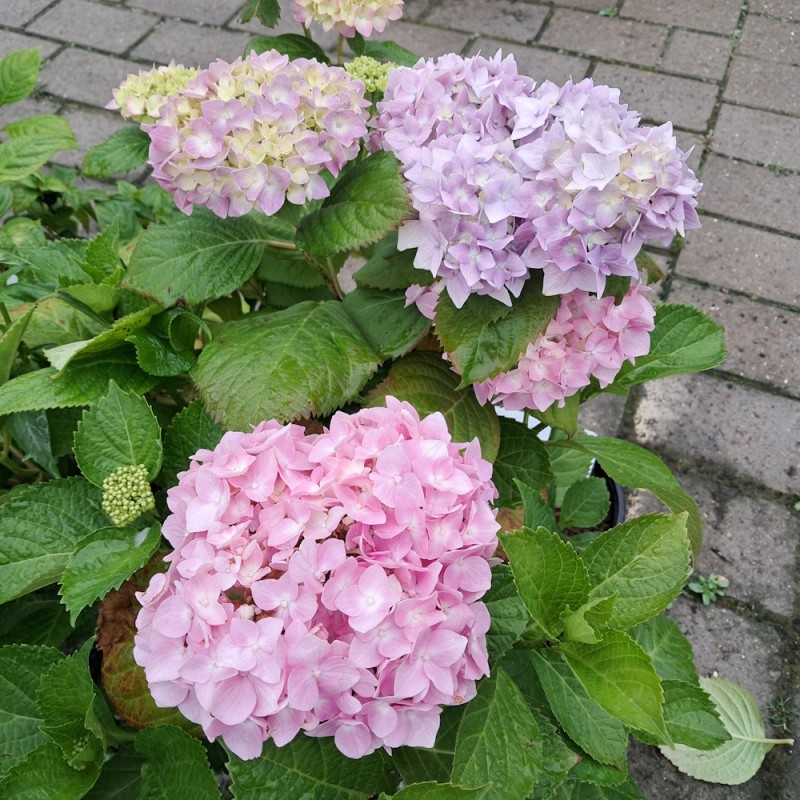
left=133, top=398, right=499, bottom=760
left=374, top=52, right=701, bottom=307
left=345, top=55, right=394, bottom=94
left=106, top=61, right=199, bottom=124
left=144, top=50, right=370, bottom=218
left=292, top=0, right=404, bottom=38
left=102, top=464, right=155, bottom=527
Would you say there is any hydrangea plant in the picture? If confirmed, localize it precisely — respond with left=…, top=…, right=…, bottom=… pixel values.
left=0, top=4, right=792, bottom=799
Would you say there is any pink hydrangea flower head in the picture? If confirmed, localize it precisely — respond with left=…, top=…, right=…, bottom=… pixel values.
left=134, top=398, right=499, bottom=760
left=107, top=61, right=199, bottom=124
left=472, top=283, right=656, bottom=411
left=145, top=50, right=370, bottom=218
left=374, top=53, right=701, bottom=307
left=293, top=0, right=404, bottom=38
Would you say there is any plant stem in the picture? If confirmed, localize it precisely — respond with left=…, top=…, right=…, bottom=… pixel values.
left=336, top=34, right=345, bottom=66
left=325, top=256, right=344, bottom=299
left=263, top=239, right=297, bottom=251
left=302, top=24, right=312, bottom=39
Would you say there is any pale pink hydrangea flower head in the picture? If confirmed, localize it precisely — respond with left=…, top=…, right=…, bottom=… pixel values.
left=134, top=398, right=499, bottom=760
left=144, top=50, right=370, bottom=218
left=292, top=0, right=404, bottom=38
left=107, top=61, right=198, bottom=124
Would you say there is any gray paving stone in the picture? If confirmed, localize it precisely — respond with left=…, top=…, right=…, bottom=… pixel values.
left=551, top=0, right=612, bottom=9
left=28, top=0, right=156, bottom=54
left=127, top=0, right=246, bottom=26
left=661, top=30, right=732, bottom=81
left=621, top=0, right=742, bottom=35
left=700, top=154, right=800, bottom=237
left=2, top=0, right=55, bottom=28
left=628, top=468, right=800, bottom=616
left=738, top=13, right=800, bottom=66
left=132, top=20, right=252, bottom=66
left=591, top=63, right=717, bottom=131
left=426, top=0, right=548, bottom=43
left=370, top=21, right=470, bottom=58
left=725, top=56, right=800, bottom=116
left=40, top=48, right=141, bottom=108
left=668, top=280, right=800, bottom=395
left=54, top=105, right=129, bottom=169
left=713, top=103, right=800, bottom=171
left=678, top=130, right=704, bottom=174
left=750, top=0, right=800, bottom=20
left=633, top=373, right=800, bottom=495
left=677, top=216, right=800, bottom=307
left=0, top=96, right=60, bottom=129
left=577, top=392, right=626, bottom=437
left=467, top=39, right=590, bottom=84
left=539, top=8, right=667, bottom=66
left=0, top=28, right=61, bottom=60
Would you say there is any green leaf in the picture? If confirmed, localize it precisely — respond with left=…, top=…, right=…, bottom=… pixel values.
left=435, top=276, right=559, bottom=386
left=37, top=640, right=105, bottom=769
left=581, top=513, right=691, bottom=628
left=258, top=250, right=325, bottom=288
left=660, top=677, right=788, bottom=785
left=559, top=478, right=610, bottom=530
left=0, top=644, right=64, bottom=774
left=364, top=350, right=501, bottom=462
left=84, top=218, right=123, bottom=283
left=354, top=38, right=420, bottom=67
left=195, top=301, right=380, bottom=428
left=629, top=616, right=699, bottom=686
left=380, top=783, right=490, bottom=800
left=60, top=523, right=161, bottom=625
left=533, top=393, right=581, bottom=437
left=73, top=381, right=162, bottom=485
left=135, top=725, right=219, bottom=800
left=553, top=436, right=703, bottom=557
left=0, top=352, right=156, bottom=416
left=634, top=250, right=665, bottom=284
left=513, top=479, right=557, bottom=531
left=4, top=114, right=74, bottom=143
left=83, top=127, right=151, bottom=178
left=452, top=668, right=542, bottom=800
left=245, top=33, right=328, bottom=62
left=0, top=306, right=33, bottom=385
left=354, top=232, right=431, bottom=290
left=483, top=565, right=528, bottom=661
left=547, top=441, right=594, bottom=507
left=614, top=304, right=726, bottom=387
left=0, top=49, right=40, bottom=107
left=638, top=680, right=729, bottom=750
left=298, top=151, right=410, bottom=256
left=392, top=704, right=464, bottom=785
left=161, top=401, right=223, bottom=489
left=6, top=409, right=61, bottom=477
left=556, top=776, right=645, bottom=799
left=239, top=0, right=281, bottom=27
left=128, top=329, right=195, bottom=377
left=0, top=135, right=77, bottom=183
left=570, top=758, right=627, bottom=787
left=562, top=630, right=669, bottom=741
left=0, top=478, right=107, bottom=602
left=560, top=595, right=618, bottom=645
left=85, top=747, right=145, bottom=800
left=228, top=736, right=393, bottom=800
left=493, top=419, right=554, bottom=507
left=528, top=711, right=580, bottom=798
left=0, top=590, right=72, bottom=647
left=342, top=287, right=430, bottom=359
left=527, top=648, right=628, bottom=768
left=45, top=306, right=159, bottom=372
left=500, top=527, right=589, bottom=640
left=124, top=208, right=295, bottom=306
left=0, top=742, right=101, bottom=799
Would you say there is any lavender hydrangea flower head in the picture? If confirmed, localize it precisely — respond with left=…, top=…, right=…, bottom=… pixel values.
left=374, top=52, right=701, bottom=307
left=107, top=61, right=198, bottom=124
left=134, top=399, right=499, bottom=760
left=144, top=50, right=370, bottom=218
left=292, top=0, right=404, bottom=38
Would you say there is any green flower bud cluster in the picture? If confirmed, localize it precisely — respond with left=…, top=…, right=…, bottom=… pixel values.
left=108, top=61, right=198, bottom=124
left=102, top=464, right=155, bottom=527
left=345, top=56, right=394, bottom=94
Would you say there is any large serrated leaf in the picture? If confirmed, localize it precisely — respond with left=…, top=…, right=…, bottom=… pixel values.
left=0, top=135, right=77, bottom=183
left=73, top=381, right=163, bottom=486
left=483, top=565, right=528, bottom=661
left=7, top=409, right=60, bottom=477
left=60, top=524, right=161, bottom=625
left=0, top=644, right=64, bottom=775
left=124, top=208, right=295, bottom=306
left=435, top=275, right=559, bottom=386
left=245, top=33, right=328, bottom=62
left=0, top=478, right=108, bottom=603
left=136, top=725, right=219, bottom=800
left=581, top=514, right=691, bottom=628
left=562, top=631, right=669, bottom=742
left=559, top=478, right=609, bottom=529
left=381, top=783, right=490, bottom=799
left=342, top=287, right=430, bottom=359
left=5, top=114, right=75, bottom=143
left=298, top=151, right=410, bottom=257
left=364, top=350, right=500, bottom=462
left=0, top=590, right=72, bottom=648
left=84, top=747, right=145, bottom=800
left=0, top=742, right=101, bottom=799
left=195, top=301, right=380, bottom=428
left=528, top=648, right=628, bottom=768
left=556, top=776, right=645, bottom=799
left=228, top=736, right=394, bottom=799
left=629, top=616, right=699, bottom=686
left=0, top=306, right=34, bottom=385
left=354, top=232, right=431, bottom=291
left=660, top=677, right=788, bottom=785
left=0, top=48, right=40, bottom=107
left=500, top=527, right=589, bottom=641
left=452, top=668, right=542, bottom=800
left=161, top=401, right=223, bottom=489
left=82, top=127, right=150, bottom=178
left=492, top=418, right=554, bottom=506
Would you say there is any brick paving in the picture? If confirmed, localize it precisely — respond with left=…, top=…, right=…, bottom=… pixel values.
left=2, top=0, right=799, bottom=796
